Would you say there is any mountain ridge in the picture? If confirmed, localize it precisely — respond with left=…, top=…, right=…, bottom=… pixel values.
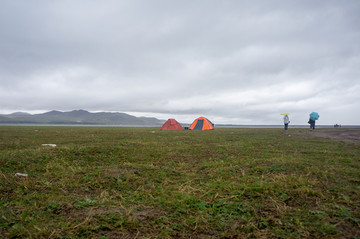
left=0, top=110, right=164, bottom=125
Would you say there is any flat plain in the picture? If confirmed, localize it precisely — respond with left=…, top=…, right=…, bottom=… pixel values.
left=0, top=127, right=359, bottom=238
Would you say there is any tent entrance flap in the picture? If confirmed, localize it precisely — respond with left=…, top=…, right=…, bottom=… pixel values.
left=193, top=120, right=204, bottom=130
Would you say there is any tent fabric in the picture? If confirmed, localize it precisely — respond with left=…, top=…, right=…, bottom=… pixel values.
left=160, top=118, right=184, bottom=130
left=189, top=117, right=214, bottom=130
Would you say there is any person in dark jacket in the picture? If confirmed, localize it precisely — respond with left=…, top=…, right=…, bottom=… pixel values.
left=308, top=118, right=315, bottom=130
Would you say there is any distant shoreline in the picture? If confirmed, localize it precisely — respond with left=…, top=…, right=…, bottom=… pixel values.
left=215, top=125, right=360, bottom=128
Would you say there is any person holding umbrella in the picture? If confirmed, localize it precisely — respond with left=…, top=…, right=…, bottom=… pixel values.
left=281, top=113, right=290, bottom=131
left=308, top=112, right=319, bottom=130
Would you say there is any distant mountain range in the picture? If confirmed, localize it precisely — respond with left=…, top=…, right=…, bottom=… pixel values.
left=0, top=110, right=164, bottom=126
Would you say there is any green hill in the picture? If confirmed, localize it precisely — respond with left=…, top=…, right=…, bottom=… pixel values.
left=0, top=110, right=164, bottom=125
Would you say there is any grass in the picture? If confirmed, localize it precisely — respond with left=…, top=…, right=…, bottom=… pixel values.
left=0, top=126, right=359, bottom=238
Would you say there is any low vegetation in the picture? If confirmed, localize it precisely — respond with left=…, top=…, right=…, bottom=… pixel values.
left=0, top=127, right=359, bottom=238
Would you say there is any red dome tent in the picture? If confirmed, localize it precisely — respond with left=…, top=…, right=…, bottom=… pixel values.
left=160, top=119, right=184, bottom=130
left=189, top=117, right=214, bottom=130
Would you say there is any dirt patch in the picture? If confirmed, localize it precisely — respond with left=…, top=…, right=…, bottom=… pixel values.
left=63, top=204, right=166, bottom=222
left=306, top=129, right=360, bottom=143
left=102, top=166, right=141, bottom=177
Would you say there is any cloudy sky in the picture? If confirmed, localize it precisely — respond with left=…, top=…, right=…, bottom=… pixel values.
left=1, top=0, right=359, bottom=125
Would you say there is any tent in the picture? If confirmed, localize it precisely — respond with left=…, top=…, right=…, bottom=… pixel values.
left=160, top=118, right=184, bottom=130
left=189, top=117, right=214, bottom=130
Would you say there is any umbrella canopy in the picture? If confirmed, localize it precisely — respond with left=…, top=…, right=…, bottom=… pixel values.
left=310, top=112, right=320, bottom=120
left=280, top=113, right=290, bottom=115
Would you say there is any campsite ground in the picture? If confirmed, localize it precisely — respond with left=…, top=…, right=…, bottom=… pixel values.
left=305, top=128, right=360, bottom=144
left=0, top=127, right=359, bottom=238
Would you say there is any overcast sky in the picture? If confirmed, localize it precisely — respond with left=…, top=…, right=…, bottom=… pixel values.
left=1, top=0, right=359, bottom=125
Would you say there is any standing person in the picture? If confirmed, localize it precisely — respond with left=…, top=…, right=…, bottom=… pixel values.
left=283, top=115, right=290, bottom=131
left=308, top=112, right=319, bottom=130
left=309, top=118, right=315, bottom=130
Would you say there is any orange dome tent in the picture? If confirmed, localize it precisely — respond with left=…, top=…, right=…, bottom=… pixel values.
left=160, top=118, right=184, bottom=130
left=189, top=117, right=214, bottom=130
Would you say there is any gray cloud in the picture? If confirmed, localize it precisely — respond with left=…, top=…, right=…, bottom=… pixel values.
left=1, top=0, right=359, bottom=124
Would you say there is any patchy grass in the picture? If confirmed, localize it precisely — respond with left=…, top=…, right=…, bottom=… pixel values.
left=0, top=127, right=359, bottom=238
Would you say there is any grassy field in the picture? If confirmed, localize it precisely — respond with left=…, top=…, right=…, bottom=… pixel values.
left=0, top=127, right=359, bottom=238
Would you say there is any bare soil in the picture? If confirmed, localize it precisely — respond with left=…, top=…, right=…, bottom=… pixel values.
left=308, top=128, right=360, bottom=143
